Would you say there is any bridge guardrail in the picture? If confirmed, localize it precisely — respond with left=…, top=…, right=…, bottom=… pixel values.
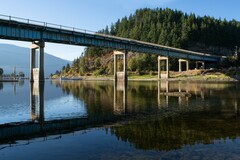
left=0, top=14, right=95, bottom=34
left=0, top=14, right=138, bottom=42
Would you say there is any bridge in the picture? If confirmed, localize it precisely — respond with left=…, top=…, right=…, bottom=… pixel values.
left=0, top=14, right=223, bottom=81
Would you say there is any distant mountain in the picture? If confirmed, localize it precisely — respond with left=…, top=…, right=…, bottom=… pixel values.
left=0, top=44, right=71, bottom=77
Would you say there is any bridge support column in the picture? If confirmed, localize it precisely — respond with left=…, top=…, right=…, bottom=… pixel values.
left=196, top=61, right=205, bottom=69
left=30, top=46, right=36, bottom=82
left=179, top=59, right=189, bottom=72
left=114, top=50, right=128, bottom=82
left=158, top=56, right=169, bottom=79
left=30, top=41, right=45, bottom=82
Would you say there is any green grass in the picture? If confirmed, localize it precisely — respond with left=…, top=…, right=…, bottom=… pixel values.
left=52, top=69, right=239, bottom=81
left=129, top=75, right=157, bottom=79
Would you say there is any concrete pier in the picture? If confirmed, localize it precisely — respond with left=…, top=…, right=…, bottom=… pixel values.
left=114, top=50, right=128, bottom=82
left=179, top=59, right=189, bottom=72
left=30, top=41, right=45, bottom=82
left=158, top=56, right=169, bottom=79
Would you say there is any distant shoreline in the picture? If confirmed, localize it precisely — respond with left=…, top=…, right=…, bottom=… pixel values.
left=0, top=80, right=19, bottom=82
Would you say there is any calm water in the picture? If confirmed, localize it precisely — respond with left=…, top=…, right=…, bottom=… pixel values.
left=0, top=80, right=240, bottom=160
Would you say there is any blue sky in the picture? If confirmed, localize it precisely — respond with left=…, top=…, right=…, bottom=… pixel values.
left=0, top=0, right=239, bottom=61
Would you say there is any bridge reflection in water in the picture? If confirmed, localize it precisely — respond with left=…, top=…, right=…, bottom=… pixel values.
left=0, top=81, right=240, bottom=151
left=114, top=81, right=127, bottom=115
left=1, top=81, right=127, bottom=142
left=30, top=82, right=44, bottom=122
left=158, top=81, right=190, bottom=108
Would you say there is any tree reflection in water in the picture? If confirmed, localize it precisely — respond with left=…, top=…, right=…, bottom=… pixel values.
left=50, top=80, right=240, bottom=151
left=0, top=82, right=3, bottom=91
left=109, top=112, right=240, bottom=151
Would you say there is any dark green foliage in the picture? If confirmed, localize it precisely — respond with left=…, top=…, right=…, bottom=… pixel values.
left=18, top=72, right=25, bottom=78
left=55, top=70, right=61, bottom=75
left=128, top=58, right=137, bottom=71
left=79, top=57, right=88, bottom=75
left=0, top=68, right=3, bottom=76
left=95, top=8, right=240, bottom=54
left=62, top=66, right=65, bottom=72
left=94, top=57, right=101, bottom=69
left=94, top=66, right=107, bottom=76
left=65, top=64, right=70, bottom=73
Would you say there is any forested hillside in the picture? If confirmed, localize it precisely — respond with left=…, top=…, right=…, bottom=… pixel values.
left=55, top=8, right=240, bottom=77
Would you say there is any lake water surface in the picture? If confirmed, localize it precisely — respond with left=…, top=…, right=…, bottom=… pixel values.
left=0, top=80, right=240, bottom=160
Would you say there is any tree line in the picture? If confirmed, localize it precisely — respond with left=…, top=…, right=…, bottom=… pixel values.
left=0, top=67, right=25, bottom=79
left=55, top=8, right=240, bottom=77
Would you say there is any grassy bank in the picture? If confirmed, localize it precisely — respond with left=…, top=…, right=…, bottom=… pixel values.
left=51, top=68, right=240, bottom=82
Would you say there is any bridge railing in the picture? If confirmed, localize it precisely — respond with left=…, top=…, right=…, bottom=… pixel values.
left=0, top=14, right=133, bottom=42
left=0, top=14, right=45, bottom=26
left=0, top=14, right=96, bottom=34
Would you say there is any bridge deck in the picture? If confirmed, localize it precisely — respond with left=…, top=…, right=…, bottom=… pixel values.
left=0, top=14, right=222, bottom=61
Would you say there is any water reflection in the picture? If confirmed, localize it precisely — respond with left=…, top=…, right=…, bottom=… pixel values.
left=29, top=80, right=240, bottom=120
left=0, top=80, right=240, bottom=154
left=30, top=82, right=44, bottom=122
left=110, top=112, right=240, bottom=151
left=114, top=81, right=127, bottom=115
left=0, top=82, right=3, bottom=91
left=157, top=81, right=191, bottom=108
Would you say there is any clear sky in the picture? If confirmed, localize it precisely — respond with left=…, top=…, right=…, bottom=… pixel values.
left=0, top=0, right=239, bottom=61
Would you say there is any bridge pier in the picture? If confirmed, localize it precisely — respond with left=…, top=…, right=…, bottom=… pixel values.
left=179, top=59, right=189, bottom=72
left=114, top=50, right=128, bottom=82
left=30, top=41, right=45, bottom=82
left=196, top=61, right=205, bottom=69
left=158, top=56, right=169, bottom=79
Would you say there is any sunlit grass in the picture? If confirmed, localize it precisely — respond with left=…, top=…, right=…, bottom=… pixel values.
left=52, top=69, right=240, bottom=81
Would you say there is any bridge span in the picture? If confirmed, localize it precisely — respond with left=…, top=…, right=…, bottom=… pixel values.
left=0, top=15, right=223, bottom=81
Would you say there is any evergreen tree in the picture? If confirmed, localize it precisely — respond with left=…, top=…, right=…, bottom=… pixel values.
left=0, top=68, right=3, bottom=76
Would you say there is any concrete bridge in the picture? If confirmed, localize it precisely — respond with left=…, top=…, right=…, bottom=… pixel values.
left=0, top=14, right=223, bottom=81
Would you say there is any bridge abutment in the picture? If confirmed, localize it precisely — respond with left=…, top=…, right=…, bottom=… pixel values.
left=30, top=41, right=45, bottom=82
left=158, top=56, right=169, bottom=79
left=114, top=50, right=128, bottom=82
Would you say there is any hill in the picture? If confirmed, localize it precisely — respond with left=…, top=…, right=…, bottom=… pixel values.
left=54, top=8, right=240, bottom=77
left=0, top=44, right=71, bottom=77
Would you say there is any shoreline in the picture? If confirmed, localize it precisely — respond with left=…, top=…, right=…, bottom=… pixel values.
left=0, top=80, right=19, bottom=82
left=53, top=76, right=240, bottom=82
left=53, top=68, right=240, bottom=82
left=1, top=77, right=238, bottom=83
